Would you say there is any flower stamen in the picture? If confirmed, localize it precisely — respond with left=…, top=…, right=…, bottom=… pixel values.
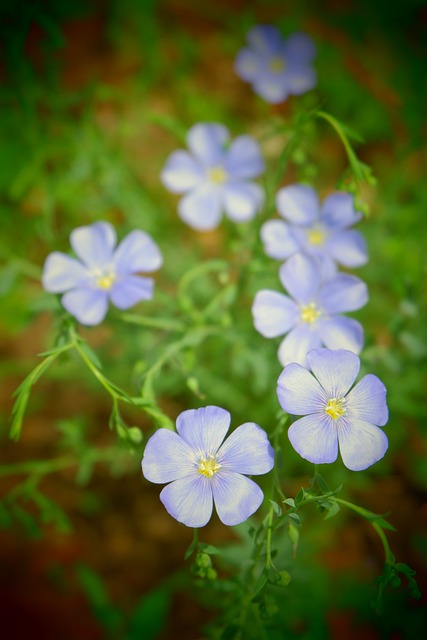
left=198, top=455, right=221, bottom=478
left=325, top=397, right=346, bottom=420
left=269, top=56, right=286, bottom=73
left=307, top=228, right=326, bottom=246
left=300, top=302, right=321, bottom=324
left=208, top=166, right=228, bottom=185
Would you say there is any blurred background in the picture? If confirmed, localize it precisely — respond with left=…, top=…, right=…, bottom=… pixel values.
left=0, top=0, right=426, bottom=638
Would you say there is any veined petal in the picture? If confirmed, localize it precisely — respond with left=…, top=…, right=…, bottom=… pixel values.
left=260, top=220, right=300, bottom=260
left=318, top=274, right=368, bottom=313
left=338, top=417, right=388, bottom=471
left=160, top=475, right=213, bottom=528
left=278, top=325, right=322, bottom=367
left=70, top=222, right=116, bottom=269
left=326, top=229, right=368, bottom=267
left=306, top=348, right=360, bottom=398
left=224, top=136, right=264, bottom=179
left=176, top=406, right=231, bottom=456
left=316, top=317, right=364, bottom=354
left=42, top=252, right=89, bottom=293
left=234, top=48, right=262, bottom=82
left=61, top=288, right=109, bottom=326
left=178, top=183, right=222, bottom=231
left=247, top=25, right=282, bottom=53
left=141, top=429, right=196, bottom=483
left=321, top=192, right=362, bottom=229
left=252, top=290, right=298, bottom=337
left=161, top=150, right=204, bottom=193
left=279, top=253, right=321, bottom=303
left=277, top=361, right=326, bottom=414
left=276, top=184, right=319, bottom=225
left=187, top=123, right=229, bottom=165
left=212, top=471, right=264, bottom=526
left=288, top=413, right=338, bottom=464
left=345, top=374, right=389, bottom=426
left=223, top=181, right=264, bottom=222
left=113, top=230, right=163, bottom=274
left=287, top=66, right=317, bottom=95
left=217, top=423, right=274, bottom=475
left=109, top=276, right=154, bottom=309
left=285, top=32, right=316, bottom=62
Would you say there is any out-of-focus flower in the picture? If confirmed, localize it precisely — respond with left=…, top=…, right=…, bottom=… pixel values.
left=234, top=25, right=316, bottom=103
left=161, top=123, right=265, bottom=231
left=261, top=185, right=368, bottom=277
left=42, top=221, right=162, bottom=326
left=141, top=406, right=274, bottom=528
left=277, top=348, right=389, bottom=471
left=252, top=253, right=368, bottom=366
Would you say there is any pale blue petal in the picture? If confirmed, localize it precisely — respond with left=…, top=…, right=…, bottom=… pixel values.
left=316, top=317, right=364, bottom=354
left=287, top=66, right=317, bottom=94
left=212, top=471, right=264, bottom=526
left=160, top=475, right=213, bottom=528
left=260, top=220, right=300, bottom=260
left=277, top=361, right=326, bottom=414
left=279, top=253, right=321, bottom=303
left=306, top=348, right=360, bottom=397
left=186, top=123, right=229, bottom=165
left=42, top=252, right=89, bottom=293
left=113, top=230, right=163, bottom=274
left=70, top=222, right=116, bottom=269
left=247, top=25, right=282, bottom=53
left=252, top=78, right=290, bottom=104
left=252, top=290, right=298, bottom=337
left=278, top=325, right=322, bottom=367
left=217, top=423, right=274, bottom=475
left=161, top=150, right=204, bottom=193
left=326, top=230, right=368, bottom=267
left=284, top=32, right=316, bottom=62
left=223, top=181, right=264, bottom=222
left=345, top=374, right=389, bottom=426
left=178, top=183, right=222, bottom=230
left=109, top=276, right=154, bottom=309
left=321, top=192, right=362, bottom=229
left=141, top=429, right=196, bottom=483
left=318, top=274, right=368, bottom=313
left=338, top=416, right=388, bottom=471
left=176, top=406, right=231, bottom=456
left=234, top=48, right=262, bottom=82
left=61, top=288, right=109, bottom=326
left=276, top=184, right=319, bottom=225
left=288, top=414, right=338, bottom=464
left=224, top=136, right=264, bottom=179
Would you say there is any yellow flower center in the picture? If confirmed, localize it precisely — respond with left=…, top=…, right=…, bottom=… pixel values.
left=96, top=273, right=116, bottom=290
left=325, top=398, right=346, bottom=420
left=307, top=228, right=326, bottom=246
left=269, top=56, right=286, bottom=73
left=208, top=166, right=228, bottom=185
left=198, top=455, right=221, bottom=478
left=300, top=302, right=321, bottom=324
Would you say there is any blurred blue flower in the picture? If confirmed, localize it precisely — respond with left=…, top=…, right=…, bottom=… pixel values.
left=141, top=406, right=274, bottom=528
left=42, top=222, right=162, bottom=326
left=252, top=253, right=367, bottom=366
left=261, top=185, right=368, bottom=277
left=234, top=25, right=316, bottom=103
left=161, top=123, right=265, bottom=230
left=277, top=348, right=389, bottom=470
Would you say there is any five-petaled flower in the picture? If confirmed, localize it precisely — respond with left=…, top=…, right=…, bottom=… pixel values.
left=234, top=25, right=316, bottom=104
left=261, top=184, right=368, bottom=278
left=161, top=123, right=265, bottom=231
left=277, top=348, right=389, bottom=471
left=141, top=406, right=274, bottom=528
left=42, top=221, right=162, bottom=326
left=252, top=253, right=368, bottom=366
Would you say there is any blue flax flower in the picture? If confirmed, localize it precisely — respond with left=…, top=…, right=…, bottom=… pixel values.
left=42, top=221, right=162, bottom=326
left=277, top=348, right=389, bottom=471
left=234, top=25, right=316, bottom=104
left=161, top=123, right=265, bottom=231
left=252, top=253, right=367, bottom=366
left=141, top=406, right=274, bottom=528
left=261, top=185, right=368, bottom=277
